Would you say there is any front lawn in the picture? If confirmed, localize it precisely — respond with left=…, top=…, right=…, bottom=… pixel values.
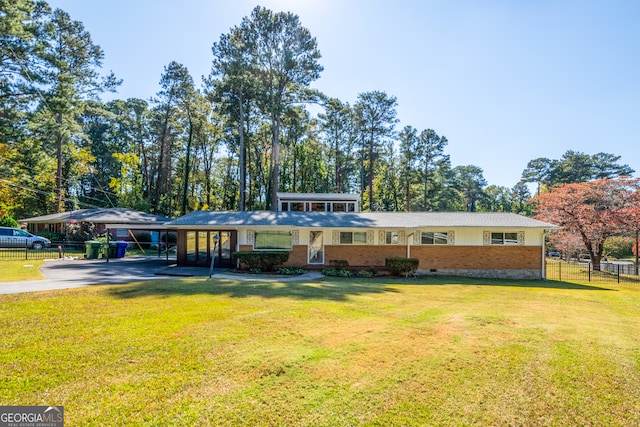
left=0, top=260, right=45, bottom=281
left=1, top=276, right=639, bottom=426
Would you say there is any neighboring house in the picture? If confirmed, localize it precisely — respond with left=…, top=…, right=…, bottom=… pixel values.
left=20, top=208, right=171, bottom=244
left=165, top=194, right=558, bottom=279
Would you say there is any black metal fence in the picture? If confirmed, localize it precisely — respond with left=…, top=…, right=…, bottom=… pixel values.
left=546, top=260, right=640, bottom=284
left=0, top=239, right=85, bottom=261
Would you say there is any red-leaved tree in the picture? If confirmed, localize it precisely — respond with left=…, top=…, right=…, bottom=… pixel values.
left=533, top=177, right=640, bottom=270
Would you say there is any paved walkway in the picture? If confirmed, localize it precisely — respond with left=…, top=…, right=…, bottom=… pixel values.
left=0, top=256, right=323, bottom=295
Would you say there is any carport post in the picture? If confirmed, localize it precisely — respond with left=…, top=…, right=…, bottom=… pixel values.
left=105, top=227, right=110, bottom=263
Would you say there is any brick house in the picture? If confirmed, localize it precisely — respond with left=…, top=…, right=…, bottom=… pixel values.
left=21, top=208, right=171, bottom=244
left=166, top=193, right=558, bottom=280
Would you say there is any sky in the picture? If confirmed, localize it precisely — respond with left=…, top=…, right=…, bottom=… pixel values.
left=47, top=0, right=640, bottom=189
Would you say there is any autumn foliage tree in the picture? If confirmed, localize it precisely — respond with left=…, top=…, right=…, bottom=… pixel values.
left=533, top=177, right=640, bottom=270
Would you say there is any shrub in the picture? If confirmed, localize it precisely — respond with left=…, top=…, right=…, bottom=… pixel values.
left=321, top=267, right=351, bottom=277
left=0, top=215, right=18, bottom=228
left=604, top=236, right=634, bottom=259
left=356, top=270, right=375, bottom=278
left=385, top=257, right=419, bottom=278
left=276, top=267, right=306, bottom=275
left=36, top=230, right=63, bottom=242
left=232, top=251, right=289, bottom=272
left=329, top=259, right=349, bottom=268
left=134, top=232, right=152, bottom=249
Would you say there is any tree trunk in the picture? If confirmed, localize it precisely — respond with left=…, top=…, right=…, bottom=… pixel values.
left=269, top=114, right=281, bottom=211
left=238, top=94, right=246, bottom=211
left=55, top=113, right=63, bottom=213
left=181, top=119, right=193, bottom=216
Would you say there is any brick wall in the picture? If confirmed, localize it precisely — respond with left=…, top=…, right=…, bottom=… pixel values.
left=242, top=244, right=541, bottom=271
left=410, top=245, right=542, bottom=270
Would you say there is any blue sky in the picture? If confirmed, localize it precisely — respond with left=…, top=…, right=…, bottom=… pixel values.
left=48, top=0, right=640, bottom=189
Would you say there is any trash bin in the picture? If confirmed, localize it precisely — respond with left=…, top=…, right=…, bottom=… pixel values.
left=85, top=241, right=102, bottom=259
left=106, top=241, right=118, bottom=258
left=115, top=241, right=128, bottom=258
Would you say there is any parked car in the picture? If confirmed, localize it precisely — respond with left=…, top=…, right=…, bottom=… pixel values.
left=547, top=251, right=561, bottom=258
left=0, top=226, right=51, bottom=250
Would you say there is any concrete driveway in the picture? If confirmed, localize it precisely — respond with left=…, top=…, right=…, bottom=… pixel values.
left=0, top=256, right=209, bottom=295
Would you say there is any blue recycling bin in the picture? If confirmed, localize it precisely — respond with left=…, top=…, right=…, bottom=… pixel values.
left=115, top=241, right=128, bottom=258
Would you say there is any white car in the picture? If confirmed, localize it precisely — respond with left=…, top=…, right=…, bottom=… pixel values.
left=0, top=226, right=51, bottom=250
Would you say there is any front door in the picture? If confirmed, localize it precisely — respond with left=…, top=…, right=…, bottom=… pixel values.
left=308, top=230, right=324, bottom=264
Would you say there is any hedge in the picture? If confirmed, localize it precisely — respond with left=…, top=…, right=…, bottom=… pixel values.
left=232, top=251, right=290, bottom=272
left=385, top=257, right=419, bottom=278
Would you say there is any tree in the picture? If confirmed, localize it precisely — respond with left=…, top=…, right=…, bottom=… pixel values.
left=37, top=8, right=119, bottom=212
left=520, top=157, right=552, bottom=195
left=522, top=151, right=635, bottom=190
left=416, top=129, right=448, bottom=211
left=533, top=177, right=640, bottom=270
left=318, top=98, right=357, bottom=193
left=451, top=165, right=487, bottom=212
left=150, top=61, right=192, bottom=215
left=238, top=6, right=323, bottom=210
left=354, top=91, right=398, bottom=211
left=397, top=126, right=419, bottom=211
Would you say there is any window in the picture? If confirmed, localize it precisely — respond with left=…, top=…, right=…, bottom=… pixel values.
left=385, top=232, right=399, bottom=244
left=339, top=231, right=367, bottom=244
left=254, top=231, right=292, bottom=250
left=333, top=203, right=346, bottom=212
left=491, top=232, right=518, bottom=245
left=290, top=202, right=305, bottom=211
left=421, top=232, right=448, bottom=245
left=310, top=202, right=326, bottom=212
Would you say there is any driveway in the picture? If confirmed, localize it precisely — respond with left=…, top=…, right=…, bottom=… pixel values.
left=0, top=256, right=323, bottom=295
left=0, top=256, right=202, bottom=295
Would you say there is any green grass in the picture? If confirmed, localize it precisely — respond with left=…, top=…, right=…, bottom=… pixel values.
left=1, top=275, right=640, bottom=426
left=0, top=260, right=45, bottom=281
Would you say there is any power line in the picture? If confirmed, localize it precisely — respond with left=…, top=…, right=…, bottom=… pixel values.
left=0, top=178, right=104, bottom=209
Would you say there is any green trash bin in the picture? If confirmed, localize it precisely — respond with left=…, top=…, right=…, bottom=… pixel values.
left=106, top=241, right=118, bottom=258
left=85, top=241, right=102, bottom=259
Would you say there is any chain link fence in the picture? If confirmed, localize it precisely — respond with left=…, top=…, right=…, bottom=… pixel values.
left=546, top=259, right=640, bottom=284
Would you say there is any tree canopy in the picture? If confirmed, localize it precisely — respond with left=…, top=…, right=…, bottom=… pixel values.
left=0, top=2, right=636, bottom=223
left=533, top=177, right=640, bottom=268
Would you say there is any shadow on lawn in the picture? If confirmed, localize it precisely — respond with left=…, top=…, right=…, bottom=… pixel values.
left=107, top=275, right=613, bottom=302
left=108, top=277, right=400, bottom=301
left=397, top=275, right=615, bottom=291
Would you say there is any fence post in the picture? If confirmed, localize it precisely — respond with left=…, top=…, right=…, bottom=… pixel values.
left=25, top=240, right=28, bottom=261
left=618, top=264, right=620, bottom=284
left=558, top=262, right=562, bottom=281
left=588, top=263, right=591, bottom=282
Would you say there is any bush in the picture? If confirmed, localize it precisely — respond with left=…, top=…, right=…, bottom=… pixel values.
left=356, top=270, right=375, bottom=278
left=385, top=257, right=419, bottom=278
left=0, top=215, right=18, bottom=228
left=36, top=230, right=63, bottom=242
left=321, top=267, right=351, bottom=277
left=134, top=232, right=152, bottom=249
left=232, top=251, right=289, bottom=272
left=276, top=267, right=306, bottom=275
left=329, top=259, right=349, bottom=268
left=604, top=236, right=634, bottom=259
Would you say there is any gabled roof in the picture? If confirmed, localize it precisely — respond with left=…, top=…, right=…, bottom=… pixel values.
left=165, top=210, right=558, bottom=229
left=20, top=208, right=171, bottom=225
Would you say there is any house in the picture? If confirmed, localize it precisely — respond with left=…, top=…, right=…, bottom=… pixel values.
left=165, top=193, right=558, bottom=279
left=21, top=208, right=171, bottom=244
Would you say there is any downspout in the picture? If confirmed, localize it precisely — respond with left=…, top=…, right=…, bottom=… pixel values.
left=407, top=232, right=414, bottom=259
